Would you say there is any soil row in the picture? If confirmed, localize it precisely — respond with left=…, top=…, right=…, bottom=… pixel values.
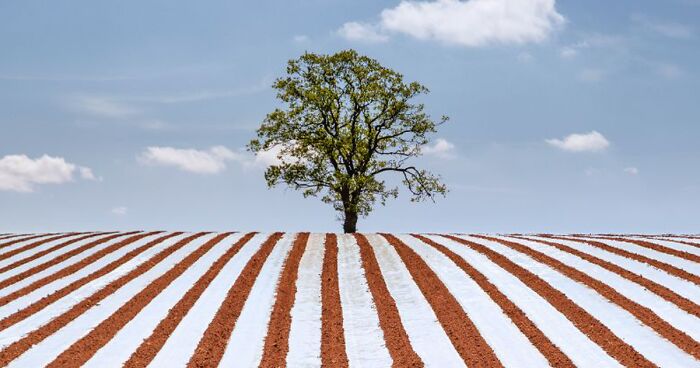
left=320, top=233, right=349, bottom=368
left=443, top=235, right=655, bottom=368
left=476, top=235, right=700, bottom=361
left=381, top=234, right=503, bottom=367
left=595, top=236, right=700, bottom=264
left=544, top=235, right=700, bottom=285
left=124, top=232, right=256, bottom=368
left=259, top=233, right=309, bottom=367
left=46, top=232, right=234, bottom=367
left=0, top=232, right=146, bottom=291
left=0, top=232, right=207, bottom=366
left=0, top=233, right=59, bottom=251
left=517, top=236, right=700, bottom=318
left=0, top=233, right=85, bottom=262
left=186, top=233, right=284, bottom=368
left=413, top=234, right=574, bottom=368
left=355, top=234, right=423, bottom=368
left=0, top=232, right=160, bottom=307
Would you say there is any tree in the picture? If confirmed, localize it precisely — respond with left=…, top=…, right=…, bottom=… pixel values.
left=248, top=49, right=448, bottom=233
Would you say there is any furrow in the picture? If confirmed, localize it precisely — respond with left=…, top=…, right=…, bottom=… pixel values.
left=544, top=235, right=700, bottom=285
left=381, top=233, right=503, bottom=367
left=0, top=232, right=205, bottom=367
left=259, top=232, right=309, bottom=367
left=354, top=234, right=424, bottom=368
left=45, top=232, right=233, bottom=367
left=186, top=232, right=284, bottom=368
left=413, top=234, right=574, bottom=368
left=442, top=234, right=655, bottom=368
left=122, top=232, right=255, bottom=368
left=517, top=235, right=700, bottom=319
left=320, top=233, right=349, bottom=368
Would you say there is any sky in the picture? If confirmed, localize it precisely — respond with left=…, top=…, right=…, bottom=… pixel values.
left=1, top=0, right=699, bottom=234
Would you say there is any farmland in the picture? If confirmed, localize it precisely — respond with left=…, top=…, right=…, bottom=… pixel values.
left=0, top=231, right=697, bottom=367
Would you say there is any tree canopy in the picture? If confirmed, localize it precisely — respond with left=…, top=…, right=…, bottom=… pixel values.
left=248, top=49, right=448, bottom=232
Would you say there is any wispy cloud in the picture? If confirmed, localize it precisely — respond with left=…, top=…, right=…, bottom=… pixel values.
left=624, top=167, right=639, bottom=175
left=657, top=63, right=684, bottom=79
left=338, top=0, right=564, bottom=47
left=111, top=206, right=128, bottom=216
left=546, top=131, right=610, bottom=152
left=632, top=14, right=693, bottom=39
left=577, top=68, right=606, bottom=82
left=67, top=96, right=141, bottom=119
left=0, top=154, right=96, bottom=192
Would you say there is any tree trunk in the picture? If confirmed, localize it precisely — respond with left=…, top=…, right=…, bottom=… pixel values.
left=343, top=210, right=358, bottom=233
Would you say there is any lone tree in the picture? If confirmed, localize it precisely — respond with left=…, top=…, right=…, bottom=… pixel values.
left=249, top=50, right=448, bottom=233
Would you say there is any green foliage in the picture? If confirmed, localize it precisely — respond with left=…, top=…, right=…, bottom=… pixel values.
left=248, top=49, right=448, bottom=227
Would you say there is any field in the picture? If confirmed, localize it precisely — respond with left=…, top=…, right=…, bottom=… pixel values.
left=0, top=231, right=697, bottom=367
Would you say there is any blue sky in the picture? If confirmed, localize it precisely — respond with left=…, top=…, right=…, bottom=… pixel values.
left=1, top=0, right=698, bottom=233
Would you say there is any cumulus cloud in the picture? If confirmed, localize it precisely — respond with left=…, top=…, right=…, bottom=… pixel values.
left=0, top=154, right=96, bottom=192
left=138, top=146, right=245, bottom=174
left=338, top=22, right=389, bottom=43
left=111, top=206, right=128, bottom=216
left=546, top=131, right=610, bottom=153
left=624, top=167, right=639, bottom=175
left=339, top=0, right=564, bottom=47
left=422, top=138, right=456, bottom=159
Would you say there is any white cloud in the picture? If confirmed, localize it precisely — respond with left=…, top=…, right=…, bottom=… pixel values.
left=577, top=68, right=605, bottom=82
left=340, top=0, right=564, bottom=47
left=0, top=154, right=95, bottom=192
left=138, top=146, right=245, bottom=174
left=111, top=206, right=128, bottom=216
left=422, top=138, right=456, bottom=159
left=546, top=131, right=610, bottom=153
left=338, top=22, right=390, bottom=43
left=624, top=167, right=639, bottom=175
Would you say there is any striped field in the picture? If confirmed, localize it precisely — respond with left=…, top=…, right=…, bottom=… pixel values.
left=0, top=232, right=697, bottom=367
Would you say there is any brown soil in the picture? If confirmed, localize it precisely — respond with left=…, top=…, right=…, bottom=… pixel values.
left=0, top=233, right=85, bottom=260
left=0, top=232, right=183, bottom=332
left=123, top=232, right=256, bottom=368
left=0, top=233, right=59, bottom=250
left=413, top=234, right=574, bottom=368
left=443, top=235, right=655, bottom=368
left=516, top=236, right=700, bottom=319
left=0, top=232, right=146, bottom=291
left=381, top=234, right=503, bottom=368
left=476, top=235, right=700, bottom=361
left=645, top=237, right=700, bottom=249
left=596, top=236, right=700, bottom=264
left=320, top=233, right=349, bottom=368
left=0, top=234, right=28, bottom=242
left=258, top=233, right=310, bottom=368
left=355, top=234, right=424, bottom=368
left=0, top=232, right=205, bottom=366
left=0, top=232, right=159, bottom=306
left=46, top=233, right=234, bottom=367
left=186, top=233, right=284, bottom=368
left=544, top=235, right=700, bottom=285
